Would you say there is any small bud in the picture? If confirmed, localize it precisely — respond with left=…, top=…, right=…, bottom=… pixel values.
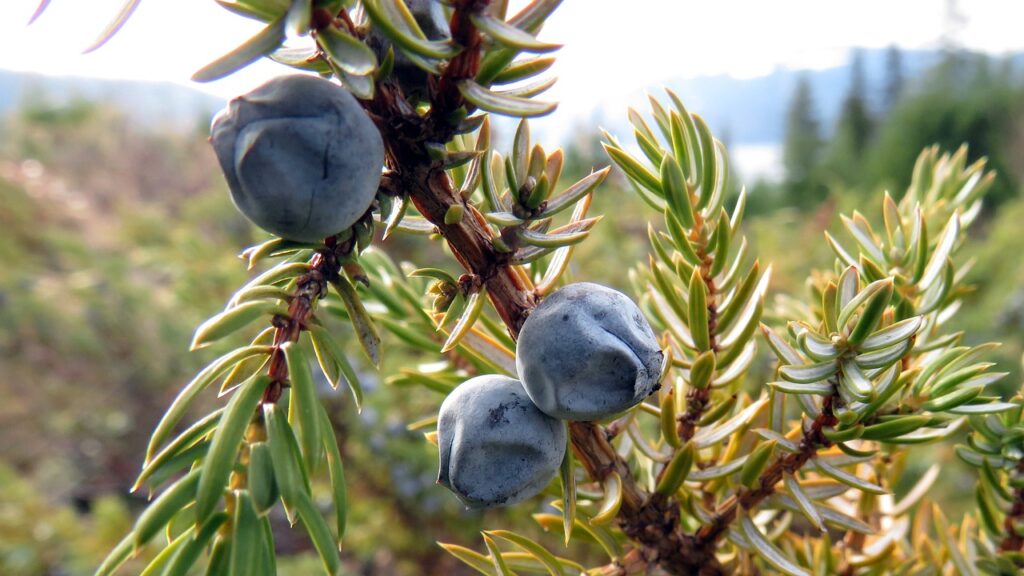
left=740, top=441, right=776, bottom=489
left=690, top=350, right=716, bottom=390
left=432, top=291, right=456, bottom=313
left=444, top=204, right=465, bottom=225
left=655, top=442, right=695, bottom=497
left=661, top=390, right=681, bottom=449
left=426, top=142, right=448, bottom=162
left=491, top=235, right=513, bottom=253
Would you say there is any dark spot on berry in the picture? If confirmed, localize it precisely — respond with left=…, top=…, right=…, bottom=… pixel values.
left=489, top=403, right=511, bottom=427
left=633, top=312, right=646, bottom=330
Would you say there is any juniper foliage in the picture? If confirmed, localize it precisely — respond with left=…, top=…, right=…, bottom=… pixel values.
left=31, top=1, right=1022, bottom=574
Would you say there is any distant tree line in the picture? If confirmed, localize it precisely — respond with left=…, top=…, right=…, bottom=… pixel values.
left=772, top=45, right=1023, bottom=212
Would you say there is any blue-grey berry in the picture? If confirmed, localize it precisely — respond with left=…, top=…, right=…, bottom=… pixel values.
left=516, top=282, right=664, bottom=421
left=210, top=74, right=384, bottom=242
left=368, top=0, right=449, bottom=102
left=437, top=375, right=566, bottom=509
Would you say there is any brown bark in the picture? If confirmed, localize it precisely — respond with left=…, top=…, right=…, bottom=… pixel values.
left=697, top=396, right=838, bottom=546
left=259, top=237, right=349, bottom=405
left=999, top=461, right=1024, bottom=553
left=676, top=215, right=718, bottom=443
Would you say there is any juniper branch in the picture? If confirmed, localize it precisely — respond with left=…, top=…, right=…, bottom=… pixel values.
left=358, top=2, right=708, bottom=573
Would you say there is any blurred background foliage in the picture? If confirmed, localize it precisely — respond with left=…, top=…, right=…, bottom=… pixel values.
left=0, top=45, right=1022, bottom=575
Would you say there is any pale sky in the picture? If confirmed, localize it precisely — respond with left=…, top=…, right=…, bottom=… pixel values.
left=3, top=0, right=1023, bottom=174
left=7, top=1, right=1023, bottom=92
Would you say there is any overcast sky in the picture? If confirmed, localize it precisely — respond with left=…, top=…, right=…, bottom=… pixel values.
left=3, top=0, right=1023, bottom=174
left=7, top=1, right=1022, bottom=90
